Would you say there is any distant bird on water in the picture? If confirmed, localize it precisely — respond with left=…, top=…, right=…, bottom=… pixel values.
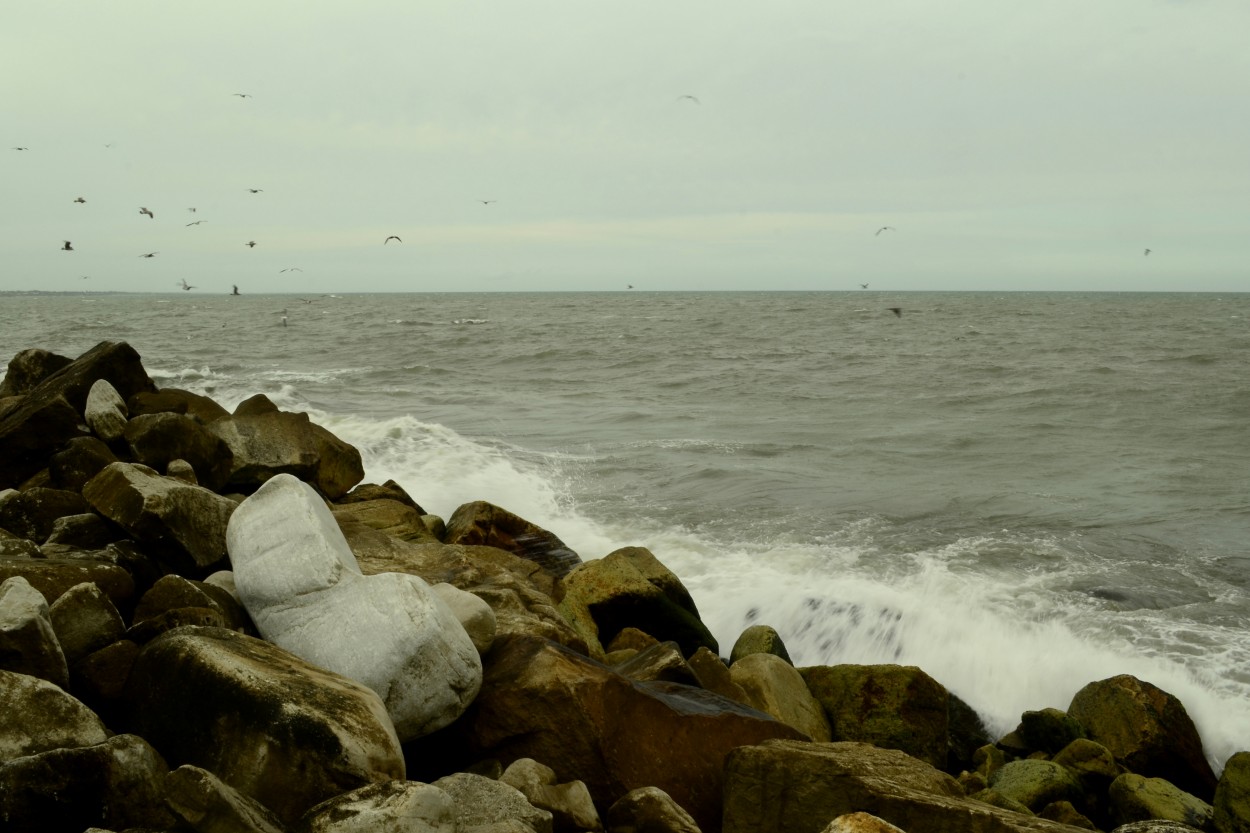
left=73, top=197, right=86, bottom=204
left=1144, top=248, right=1152, bottom=256
left=231, top=285, right=240, bottom=296
left=186, top=220, right=206, bottom=226
left=676, top=95, right=700, bottom=104
left=887, top=307, right=902, bottom=318
left=139, top=252, right=158, bottom=258
left=245, top=240, right=256, bottom=248
left=178, top=279, right=195, bottom=291
left=61, top=241, right=73, bottom=251
left=875, top=226, right=896, bottom=236
left=139, top=207, right=154, bottom=219
left=384, top=235, right=402, bottom=244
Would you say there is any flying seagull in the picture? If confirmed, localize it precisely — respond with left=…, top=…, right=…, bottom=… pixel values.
left=875, top=226, right=896, bottom=236
left=12, top=147, right=27, bottom=151
left=231, top=285, right=240, bottom=296
left=186, top=220, right=206, bottom=226
left=73, top=197, right=86, bottom=204
left=187, top=207, right=197, bottom=213
left=139, top=207, right=155, bottom=219
left=247, top=188, right=263, bottom=194
left=478, top=200, right=496, bottom=205
left=860, top=283, right=869, bottom=289
left=245, top=240, right=256, bottom=248
left=676, top=95, right=700, bottom=104
left=1144, top=248, right=1152, bottom=256
left=139, top=252, right=158, bottom=258
left=61, top=241, right=73, bottom=251
left=887, top=307, right=902, bottom=318
left=232, top=93, right=252, bottom=98
left=279, top=267, right=303, bottom=273
left=178, top=279, right=195, bottom=291
left=80, top=275, right=90, bottom=280
left=384, top=235, right=402, bottom=244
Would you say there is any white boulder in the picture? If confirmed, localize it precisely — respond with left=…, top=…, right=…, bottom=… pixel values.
left=84, top=378, right=128, bottom=442
left=226, top=474, right=482, bottom=741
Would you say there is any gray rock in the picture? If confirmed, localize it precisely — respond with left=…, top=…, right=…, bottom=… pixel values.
left=432, top=772, right=554, bottom=833
left=43, top=513, right=123, bottom=549
left=49, top=436, right=120, bottom=492
left=165, top=764, right=288, bottom=833
left=0, top=576, right=69, bottom=687
left=207, top=408, right=364, bottom=498
left=48, top=580, right=125, bottom=665
left=0, top=669, right=109, bottom=763
left=500, top=757, right=603, bottom=833
left=126, top=625, right=405, bottom=825
left=444, top=500, right=581, bottom=578
left=0, top=555, right=135, bottom=608
left=430, top=581, right=497, bottom=653
left=84, top=378, right=128, bottom=442
left=730, top=624, right=792, bottom=666
left=297, top=779, right=457, bottom=833
left=606, top=786, right=702, bottom=833
left=227, top=474, right=482, bottom=741
left=0, top=486, right=91, bottom=542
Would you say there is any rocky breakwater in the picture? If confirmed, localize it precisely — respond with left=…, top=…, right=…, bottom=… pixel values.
left=1, top=339, right=1248, bottom=833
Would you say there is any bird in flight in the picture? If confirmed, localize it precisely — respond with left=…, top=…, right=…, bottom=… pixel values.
left=248, top=188, right=263, bottom=194
left=139, top=207, right=155, bottom=219
left=875, top=226, right=896, bottom=236
left=1144, top=248, right=1152, bottom=256
left=628, top=284, right=634, bottom=289
left=187, top=207, right=197, bottom=213
left=279, top=267, right=303, bottom=273
left=178, top=279, right=195, bottom=291
left=232, top=93, right=252, bottom=98
left=139, top=252, right=158, bottom=258
left=231, top=285, right=240, bottom=296
left=676, top=95, right=700, bottom=104
left=860, top=283, right=869, bottom=289
left=887, top=307, right=902, bottom=318
left=479, top=200, right=496, bottom=205
left=186, top=220, right=206, bottom=226
left=61, top=241, right=74, bottom=251
left=245, top=240, right=257, bottom=248
left=80, top=275, right=90, bottom=280
left=384, top=235, right=402, bottom=244
left=73, top=197, right=86, bottom=204
left=12, top=147, right=28, bottom=151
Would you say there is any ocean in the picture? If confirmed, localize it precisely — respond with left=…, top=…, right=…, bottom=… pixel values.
left=3, top=290, right=1249, bottom=770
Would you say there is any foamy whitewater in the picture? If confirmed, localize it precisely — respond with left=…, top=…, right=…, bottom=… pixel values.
left=4, top=290, right=1249, bottom=771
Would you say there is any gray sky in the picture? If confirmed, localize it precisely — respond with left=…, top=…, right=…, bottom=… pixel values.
left=4, top=0, right=1248, bottom=293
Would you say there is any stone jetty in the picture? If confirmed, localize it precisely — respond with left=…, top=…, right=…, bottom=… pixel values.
left=1, top=340, right=1247, bottom=833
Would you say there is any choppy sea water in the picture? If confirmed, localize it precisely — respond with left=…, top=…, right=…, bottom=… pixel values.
left=4, top=290, right=1249, bottom=769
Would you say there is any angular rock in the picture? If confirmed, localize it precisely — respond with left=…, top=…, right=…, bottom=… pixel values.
left=0, top=732, right=175, bottom=833
left=227, top=473, right=481, bottom=741
left=123, top=412, right=234, bottom=491
left=1019, top=708, right=1087, bottom=756
left=730, top=624, right=793, bottom=666
left=128, top=387, right=230, bottom=424
left=0, top=341, right=157, bottom=489
left=558, top=546, right=716, bottom=661
left=1038, top=801, right=1098, bottom=830
left=0, top=486, right=91, bottom=542
left=444, top=500, right=582, bottom=578
left=49, top=436, right=120, bottom=492
left=0, top=669, right=110, bottom=762
left=432, top=772, right=554, bottom=833
left=75, top=638, right=140, bottom=712
left=722, top=740, right=1091, bottom=833
left=988, top=760, right=1087, bottom=814
left=235, top=393, right=280, bottom=416
left=165, top=764, right=289, bottom=833
left=0, top=555, right=135, bottom=611
left=430, top=581, right=497, bottom=653
left=48, top=580, right=126, bottom=665
left=439, top=633, right=805, bottom=833
left=1215, top=751, right=1250, bottom=833
left=614, top=640, right=701, bottom=686
left=125, top=625, right=405, bottom=825
left=801, top=664, right=950, bottom=769
left=297, top=779, right=458, bottom=833
left=132, top=573, right=254, bottom=634
left=687, top=646, right=751, bottom=705
left=607, top=626, right=661, bottom=653
left=0, top=528, right=42, bottom=557
left=84, top=462, right=236, bottom=575
left=85, top=378, right=129, bottom=442
left=43, top=512, right=123, bottom=549
left=0, top=347, right=73, bottom=397
left=606, top=786, right=702, bottom=833
left=730, top=651, right=831, bottom=742
left=822, top=813, right=908, bottom=833
left=333, top=497, right=439, bottom=543
left=207, top=408, right=364, bottom=498
left=0, top=575, right=69, bottom=687
left=337, top=479, right=425, bottom=513
left=1109, top=773, right=1213, bottom=830
left=1053, top=738, right=1121, bottom=794
left=501, top=757, right=602, bottom=833
left=1068, top=675, right=1217, bottom=800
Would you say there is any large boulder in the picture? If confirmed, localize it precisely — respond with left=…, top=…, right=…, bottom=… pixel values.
left=444, top=500, right=582, bottom=578
left=606, top=786, right=703, bottom=833
left=558, top=546, right=717, bottom=661
left=1067, top=675, right=1217, bottom=801
left=0, top=556, right=136, bottom=609
left=84, top=378, right=128, bottom=442
left=0, top=341, right=156, bottom=489
left=988, top=760, right=1087, bottom=814
left=1108, top=773, right=1213, bottom=830
left=226, top=473, right=482, bottom=741
left=48, top=436, right=120, bottom=492
left=297, top=779, right=458, bottom=833
left=432, top=771, right=554, bottom=833
left=0, top=576, right=69, bottom=687
left=164, top=764, right=288, bottom=833
left=128, top=387, right=231, bottom=424
left=0, top=486, right=91, bottom=542
left=125, top=625, right=405, bottom=825
left=83, top=462, right=237, bottom=575
left=207, top=407, right=364, bottom=498
left=1215, top=752, right=1250, bottom=833
left=332, top=497, right=440, bottom=544
left=500, top=757, right=603, bottom=833
left=801, top=664, right=951, bottom=770
left=730, top=624, right=793, bottom=666
left=433, top=633, right=806, bottom=833
left=730, top=652, right=832, bottom=741
left=722, top=740, right=1093, bottom=833
left=0, top=347, right=73, bottom=397
left=47, top=580, right=126, bottom=665
left=0, top=669, right=110, bottom=763
left=123, top=412, right=235, bottom=491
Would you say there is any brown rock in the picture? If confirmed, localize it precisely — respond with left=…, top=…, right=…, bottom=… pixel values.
left=0, top=576, right=69, bottom=687
left=730, top=624, right=793, bottom=666
left=128, top=387, right=230, bottom=424
left=0, top=669, right=110, bottom=763
left=613, top=640, right=702, bottom=685
left=730, top=652, right=832, bottom=741
left=445, top=500, right=582, bottom=577
left=43, top=513, right=123, bottom=549
left=48, top=581, right=125, bottom=665
left=207, top=408, right=365, bottom=498
left=123, top=412, right=234, bottom=491
left=48, top=436, right=120, bottom=492
left=0, top=556, right=135, bottom=609
left=0, top=347, right=73, bottom=397
left=606, top=786, right=702, bottom=833
left=332, top=497, right=440, bottom=543
left=687, top=646, right=752, bottom=706
left=0, top=486, right=91, bottom=542
left=165, top=764, right=288, bottom=833
left=608, top=626, right=661, bottom=653
left=338, top=479, right=426, bottom=513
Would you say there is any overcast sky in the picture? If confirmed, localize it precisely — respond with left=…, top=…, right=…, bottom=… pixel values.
left=4, top=1, right=1248, bottom=293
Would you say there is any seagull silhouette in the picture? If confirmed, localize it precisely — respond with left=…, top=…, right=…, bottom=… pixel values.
left=73, top=197, right=86, bottom=204
left=178, top=279, right=195, bottom=291
left=860, top=283, right=869, bottom=289
left=676, top=95, right=700, bottom=104
left=187, top=207, right=197, bottom=213
left=12, top=147, right=28, bottom=151
left=139, top=207, right=154, bottom=219
left=186, top=220, right=206, bottom=226
left=478, top=200, right=496, bottom=205
left=61, top=241, right=73, bottom=251
left=232, top=93, right=252, bottom=98
left=231, top=285, right=240, bottom=296
left=875, top=226, right=896, bottom=236
left=245, top=241, right=256, bottom=248
left=384, top=236, right=402, bottom=244
left=887, top=307, right=902, bottom=318
left=279, top=267, right=303, bottom=273
left=247, top=189, right=263, bottom=194
left=1144, top=248, right=1152, bottom=256
left=139, top=252, right=158, bottom=258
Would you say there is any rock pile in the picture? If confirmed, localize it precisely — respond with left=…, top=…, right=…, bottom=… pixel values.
left=1, top=341, right=1248, bottom=833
